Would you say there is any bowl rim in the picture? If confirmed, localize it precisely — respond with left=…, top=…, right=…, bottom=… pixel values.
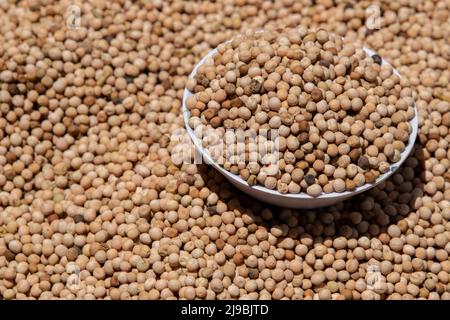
left=182, top=43, right=419, bottom=201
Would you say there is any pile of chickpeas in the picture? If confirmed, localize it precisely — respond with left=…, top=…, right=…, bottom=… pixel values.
left=0, top=0, right=449, bottom=300
left=186, top=28, right=415, bottom=196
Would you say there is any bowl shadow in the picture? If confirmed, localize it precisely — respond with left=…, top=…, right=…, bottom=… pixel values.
left=197, top=139, right=426, bottom=244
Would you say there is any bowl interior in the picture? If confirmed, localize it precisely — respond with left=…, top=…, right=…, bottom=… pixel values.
left=182, top=44, right=419, bottom=203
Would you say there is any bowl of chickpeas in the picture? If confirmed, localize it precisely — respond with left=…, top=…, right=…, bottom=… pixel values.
left=182, top=28, right=418, bottom=208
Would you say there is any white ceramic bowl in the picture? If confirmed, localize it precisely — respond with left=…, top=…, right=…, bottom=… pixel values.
left=182, top=46, right=418, bottom=209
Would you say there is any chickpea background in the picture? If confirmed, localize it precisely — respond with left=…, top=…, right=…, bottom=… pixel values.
left=0, top=0, right=449, bottom=300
